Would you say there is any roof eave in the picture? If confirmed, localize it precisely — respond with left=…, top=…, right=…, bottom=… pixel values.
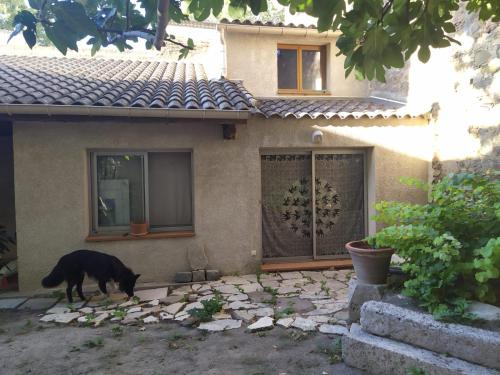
left=218, top=23, right=340, bottom=38
left=0, top=104, right=250, bottom=121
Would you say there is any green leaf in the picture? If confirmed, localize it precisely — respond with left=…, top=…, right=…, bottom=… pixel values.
left=248, top=0, right=267, bottom=15
left=313, top=0, right=344, bottom=32
left=363, top=27, right=389, bottom=57
left=51, top=1, right=98, bottom=37
left=418, top=45, right=431, bottom=63
left=44, top=25, right=68, bottom=55
left=383, top=44, right=404, bottom=68
left=442, top=22, right=455, bottom=33
left=8, top=23, right=23, bottom=43
left=23, top=28, right=36, bottom=49
left=28, top=0, right=41, bottom=10
left=90, top=38, right=101, bottom=56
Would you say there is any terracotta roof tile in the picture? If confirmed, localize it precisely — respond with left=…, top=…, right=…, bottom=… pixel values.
left=256, top=98, right=427, bottom=120
left=218, top=18, right=317, bottom=29
left=0, top=55, right=254, bottom=112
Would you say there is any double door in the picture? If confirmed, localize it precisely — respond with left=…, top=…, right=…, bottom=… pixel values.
left=261, top=151, right=366, bottom=260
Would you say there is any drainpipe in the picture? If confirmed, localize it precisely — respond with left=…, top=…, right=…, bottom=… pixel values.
left=217, top=24, right=228, bottom=79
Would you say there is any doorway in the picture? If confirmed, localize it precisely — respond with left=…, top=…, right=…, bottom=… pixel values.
left=261, top=150, right=366, bottom=261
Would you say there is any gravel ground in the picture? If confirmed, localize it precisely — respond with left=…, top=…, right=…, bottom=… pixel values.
left=0, top=310, right=365, bottom=375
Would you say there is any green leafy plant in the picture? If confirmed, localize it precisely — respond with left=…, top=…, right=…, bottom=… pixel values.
left=407, top=368, right=428, bottom=375
left=275, top=302, right=295, bottom=319
left=83, top=337, right=104, bottom=348
left=112, top=308, right=127, bottom=320
left=368, top=172, right=500, bottom=320
left=262, top=286, right=278, bottom=305
left=316, top=337, right=343, bottom=364
left=111, top=326, right=123, bottom=337
left=188, top=296, right=224, bottom=322
left=84, top=313, right=96, bottom=326
left=320, top=280, right=331, bottom=296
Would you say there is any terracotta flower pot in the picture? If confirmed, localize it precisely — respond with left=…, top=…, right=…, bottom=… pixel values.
left=130, top=222, right=149, bottom=236
left=346, top=240, right=395, bottom=285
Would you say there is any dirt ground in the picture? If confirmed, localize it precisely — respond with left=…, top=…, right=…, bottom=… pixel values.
left=0, top=310, right=365, bottom=375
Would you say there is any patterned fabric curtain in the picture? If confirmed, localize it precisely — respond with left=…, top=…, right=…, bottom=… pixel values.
left=262, top=154, right=313, bottom=258
left=261, top=153, right=365, bottom=259
left=315, top=154, right=365, bottom=257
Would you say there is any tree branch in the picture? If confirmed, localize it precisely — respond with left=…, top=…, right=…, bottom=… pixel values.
left=125, top=0, right=130, bottom=30
left=154, top=0, right=170, bottom=50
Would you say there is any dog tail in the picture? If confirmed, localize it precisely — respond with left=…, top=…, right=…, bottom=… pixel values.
left=41, top=263, right=65, bottom=288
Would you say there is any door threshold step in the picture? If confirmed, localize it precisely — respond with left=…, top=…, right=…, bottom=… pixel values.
left=261, top=259, right=353, bottom=272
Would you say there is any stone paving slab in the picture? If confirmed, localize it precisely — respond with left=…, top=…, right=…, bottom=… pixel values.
left=27, top=270, right=353, bottom=335
left=18, top=298, right=59, bottom=310
left=0, top=298, right=28, bottom=309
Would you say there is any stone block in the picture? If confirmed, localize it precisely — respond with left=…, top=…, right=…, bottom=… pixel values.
left=198, top=319, right=242, bottom=332
left=192, top=270, right=206, bottom=282
left=347, top=280, right=386, bottom=322
left=134, top=287, right=168, bottom=302
left=343, top=324, right=496, bottom=375
left=175, top=271, right=192, bottom=283
left=247, top=316, right=274, bottom=332
left=187, top=243, right=208, bottom=271
left=206, top=269, right=220, bottom=281
left=361, top=301, right=500, bottom=370
left=467, top=302, right=500, bottom=324
left=0, top=298, right=27, bottom=309
left=18, top=297, right=59, bottom=310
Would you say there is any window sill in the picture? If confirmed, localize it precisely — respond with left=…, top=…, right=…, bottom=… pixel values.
left=85, top=231, right=195, bottom=242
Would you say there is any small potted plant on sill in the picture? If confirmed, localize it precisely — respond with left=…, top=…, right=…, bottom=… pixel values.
left=130, top=214, right=148, bottom=237
left=345, top=239, right=395, bottom=285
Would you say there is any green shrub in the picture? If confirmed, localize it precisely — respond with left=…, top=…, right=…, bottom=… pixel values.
left=367, top=172, right=500, bottom=320
left=188, top=296, right=224, bottom=322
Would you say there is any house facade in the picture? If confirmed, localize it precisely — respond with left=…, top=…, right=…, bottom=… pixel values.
left=0, top=20, right=431, bottom=292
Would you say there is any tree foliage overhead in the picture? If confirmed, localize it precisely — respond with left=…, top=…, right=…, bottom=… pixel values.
left=8, top=0, right=499, bottom=81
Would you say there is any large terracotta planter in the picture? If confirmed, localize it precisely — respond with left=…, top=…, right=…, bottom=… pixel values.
left=130, top=222, right=149, bottom=236
left=346, top=240, right=395, bottom=285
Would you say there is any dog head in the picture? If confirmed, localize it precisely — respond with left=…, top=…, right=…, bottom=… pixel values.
left=119, top=273, right=141, bottom=297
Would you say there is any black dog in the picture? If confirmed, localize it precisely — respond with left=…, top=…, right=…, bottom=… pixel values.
left=42, top=250, right=140, bottom=303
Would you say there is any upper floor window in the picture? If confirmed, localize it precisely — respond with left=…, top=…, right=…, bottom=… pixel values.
left=90, top=151, right=193, bottom=234
left=277, top=44, right=327, bottom=94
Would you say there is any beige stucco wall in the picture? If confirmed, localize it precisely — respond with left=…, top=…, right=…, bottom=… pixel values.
left=223, top=31, right=369, bottom=98
left=13, top=116, right=430, bottom=292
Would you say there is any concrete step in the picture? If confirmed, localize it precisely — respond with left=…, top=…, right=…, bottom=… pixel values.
left=360, top=301, right=500, bottom=370
left=342, top=324, right=497, bottom=375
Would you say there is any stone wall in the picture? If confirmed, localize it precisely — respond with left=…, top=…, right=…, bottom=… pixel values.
left=369, top=6, right=499, bottom=177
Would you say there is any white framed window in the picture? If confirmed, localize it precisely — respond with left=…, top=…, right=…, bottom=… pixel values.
left=90, top=150, right=193, bottom=233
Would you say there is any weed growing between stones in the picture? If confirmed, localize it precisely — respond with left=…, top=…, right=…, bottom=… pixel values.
left=263, top=287, right=278, bottom=305
left=315, top=337, right=342, bottom=364
left=407, top=368, right=428, bottom=375
left=320, top=281, right=331, bottom=296
left=112, top=308, right=127, bottom=320
left=84, top=313, right=96, bottom=326
left=83, top=337, right=104, bottom=349
left=50, top=290, right=66, bottom=300
left=275, top=301, right=295, bottom=320
left=189, top=296, right=223, bottom=322
left=111, top=326, right=123, bottom=337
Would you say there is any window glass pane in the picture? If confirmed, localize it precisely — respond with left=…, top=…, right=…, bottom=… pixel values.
left=277, top=49, right=298, bottom=90
left=148, top=152, right=192, bottom=228
left=302, top=50, right=323, bottom=91
left=96, top=155, right=145, bottom=227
